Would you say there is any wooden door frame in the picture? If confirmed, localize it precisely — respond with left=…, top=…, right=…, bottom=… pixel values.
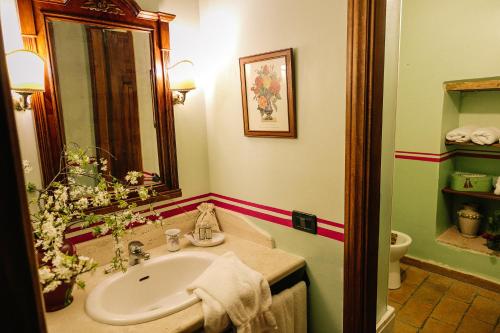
left=344, top=0, right=387, bottom=332
left=0, top=18, right=47, bottom=332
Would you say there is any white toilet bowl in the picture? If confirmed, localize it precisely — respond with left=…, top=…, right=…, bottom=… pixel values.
left=389, top=230, right=412, bottom=290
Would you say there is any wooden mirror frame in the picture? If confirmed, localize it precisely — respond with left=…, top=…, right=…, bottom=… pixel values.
left=17, top=0, right=181, bottom=207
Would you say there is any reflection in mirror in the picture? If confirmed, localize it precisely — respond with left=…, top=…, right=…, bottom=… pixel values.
left=49, top=20, right=160, bottom=185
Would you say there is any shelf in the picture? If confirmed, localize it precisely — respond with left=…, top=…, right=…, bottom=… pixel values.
left=445, top=140, right=500, bottom=148
left=442, top=187, right=500, bottom=201
left=437, top=226, right=499, bottom=257
left=445, top=77, right=500, bottom=92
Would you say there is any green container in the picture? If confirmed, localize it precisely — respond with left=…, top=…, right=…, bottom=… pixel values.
left=450, top=172, right=492, bottom=192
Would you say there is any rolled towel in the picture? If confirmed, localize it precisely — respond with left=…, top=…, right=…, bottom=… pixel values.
left=446, top=126, right=478, bottom=143
left=471, top=127, right=500, bottom=145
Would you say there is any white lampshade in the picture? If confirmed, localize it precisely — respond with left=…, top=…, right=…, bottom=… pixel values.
left=168, top=60, right=196, bottom=91
left=6, top=50, right=45, bottom=92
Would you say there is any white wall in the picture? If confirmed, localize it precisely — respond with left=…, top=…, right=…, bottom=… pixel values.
left=159, top=0, right=210, bottom=198
left=199, top=0, right=347, bottom=220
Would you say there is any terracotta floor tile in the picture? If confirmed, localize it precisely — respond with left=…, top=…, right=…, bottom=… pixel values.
left=431, top=296, right=469, bottom=325
left=413, top=280, right=446, bottom=306
left=476, top=287, right=500, bottom=303
left=447, top=281, right=478, bottom=303
left=389, top=282, right=418, bottom=304
left=393, top=319, right=418, bottom=333
left=427, top=273, right=454, bottom=291
left=404, top=266, right=429, bottom=286
left=421, top=318, right=457, bottom=333
left=467, top=295, right=500, bottom=325
left=398, top=297, right=435, bottom=328
left=457, top=314, right=494, bottom=333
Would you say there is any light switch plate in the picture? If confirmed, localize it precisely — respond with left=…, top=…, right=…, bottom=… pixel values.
left=292, top=211, right=317, bottom=234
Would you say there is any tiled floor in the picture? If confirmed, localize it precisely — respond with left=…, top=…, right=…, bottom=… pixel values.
left=389, top=263, right=500, bottom=333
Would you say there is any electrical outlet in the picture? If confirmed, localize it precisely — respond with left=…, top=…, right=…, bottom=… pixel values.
left=292, top=211, right=317, bottom=234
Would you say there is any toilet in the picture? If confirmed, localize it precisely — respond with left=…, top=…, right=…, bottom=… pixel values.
left=389, top=230, right=412, bottom=289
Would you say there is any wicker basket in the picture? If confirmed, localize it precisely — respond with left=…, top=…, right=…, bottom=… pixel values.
left=450, top=172, right=492, bottom=192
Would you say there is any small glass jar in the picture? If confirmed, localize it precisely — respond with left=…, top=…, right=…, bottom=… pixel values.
left=165, top=228, right=180, bottom=252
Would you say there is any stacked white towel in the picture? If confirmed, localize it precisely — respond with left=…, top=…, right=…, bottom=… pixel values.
left=445, top=126, right=478, bottom=143
left=471, top=127, right=500, bottom=145
left=187, top=252, right=277, bottom=333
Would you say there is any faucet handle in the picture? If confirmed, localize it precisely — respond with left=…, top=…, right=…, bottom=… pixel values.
left=128, top=240, right=145, bottom=254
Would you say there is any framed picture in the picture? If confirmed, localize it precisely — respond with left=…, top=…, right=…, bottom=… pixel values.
left=239, top=48, right=296, bottom=138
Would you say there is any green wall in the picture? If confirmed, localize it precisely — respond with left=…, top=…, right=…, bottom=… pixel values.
left=392, top=0, right=500, bottom=283
left=249, top=217, right=343, bottom=333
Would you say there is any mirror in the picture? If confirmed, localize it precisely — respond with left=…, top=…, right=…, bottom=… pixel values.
left=49, top=21, right=160, bottom=184
left=19, top=0, right=180, bottom=208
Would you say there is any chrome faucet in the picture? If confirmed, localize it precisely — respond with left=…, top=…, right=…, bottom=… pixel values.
left=128, top=241, right=150, bottom=266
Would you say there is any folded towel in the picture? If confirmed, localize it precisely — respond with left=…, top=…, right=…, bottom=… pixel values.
left=187, top=252, right=277, bottom=333
left=446, top=126, right=478, bottom=143
left=271, top=282, right=307, bottom=333
left=471, top=127, right=500, bottom=145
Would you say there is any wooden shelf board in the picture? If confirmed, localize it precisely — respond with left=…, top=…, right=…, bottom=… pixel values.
left=437, top=226, right=499, bottom=257
left=442, top=187, right=500, bottom=201
left=445, top=140, right=500, bottom=148
left=445, top=77, right=500, bottom=92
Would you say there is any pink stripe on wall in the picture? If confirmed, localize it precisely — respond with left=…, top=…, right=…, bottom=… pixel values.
left=394, top=154, right=453, bottom=163
left=210, top=193, right=292, bottom=216
left=394, top=150, right=447, bottom=157
left=67, top=202, right=201, bottom=244
left=209, top=199, right=292, bottom=227
left=66, top=193, right=345, bottom=244
left=211, top=192, right=344, bottom=229
left=209, top=199, right=345, bottom=242
left=137, top=193, right=211, bottom=214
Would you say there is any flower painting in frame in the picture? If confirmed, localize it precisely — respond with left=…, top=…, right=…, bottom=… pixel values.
left=239, top=48, right=296, bottom=137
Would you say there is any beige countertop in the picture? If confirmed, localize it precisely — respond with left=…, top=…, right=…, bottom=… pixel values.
left=45, top=234, right=305, bottom=333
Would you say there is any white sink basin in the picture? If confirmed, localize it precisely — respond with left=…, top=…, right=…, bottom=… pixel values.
left=85, top=251, right=218, bottom=325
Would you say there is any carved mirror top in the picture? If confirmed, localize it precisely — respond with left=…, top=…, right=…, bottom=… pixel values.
left=32, top=0, right=175, bottom=23
left=81, top=0, right=125, bottom=15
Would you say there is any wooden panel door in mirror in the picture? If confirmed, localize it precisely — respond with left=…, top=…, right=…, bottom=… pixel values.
left=87, top=28, right=143, bottom=181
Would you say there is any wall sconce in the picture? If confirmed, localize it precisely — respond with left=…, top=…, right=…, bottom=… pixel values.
left=6, top=49, right=45, bottom=111
left=168, top=60, right=196, bottom=105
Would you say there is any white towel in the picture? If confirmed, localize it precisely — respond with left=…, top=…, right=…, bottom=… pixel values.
left=271, top=282, right=307, bottom=333
left=187, top=252, right=277, bottom=333
left=445, top=126, right=478, bottom=143
left=471, top=127, right=500, bottom=145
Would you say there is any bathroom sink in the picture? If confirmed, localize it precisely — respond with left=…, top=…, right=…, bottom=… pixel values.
left=85, top=251, right=218, bottom=325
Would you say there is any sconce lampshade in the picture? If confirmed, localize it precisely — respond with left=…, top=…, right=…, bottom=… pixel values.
left=168, top=60, right=196, bottom=91
left=6, top=50, right=45, bottom=93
